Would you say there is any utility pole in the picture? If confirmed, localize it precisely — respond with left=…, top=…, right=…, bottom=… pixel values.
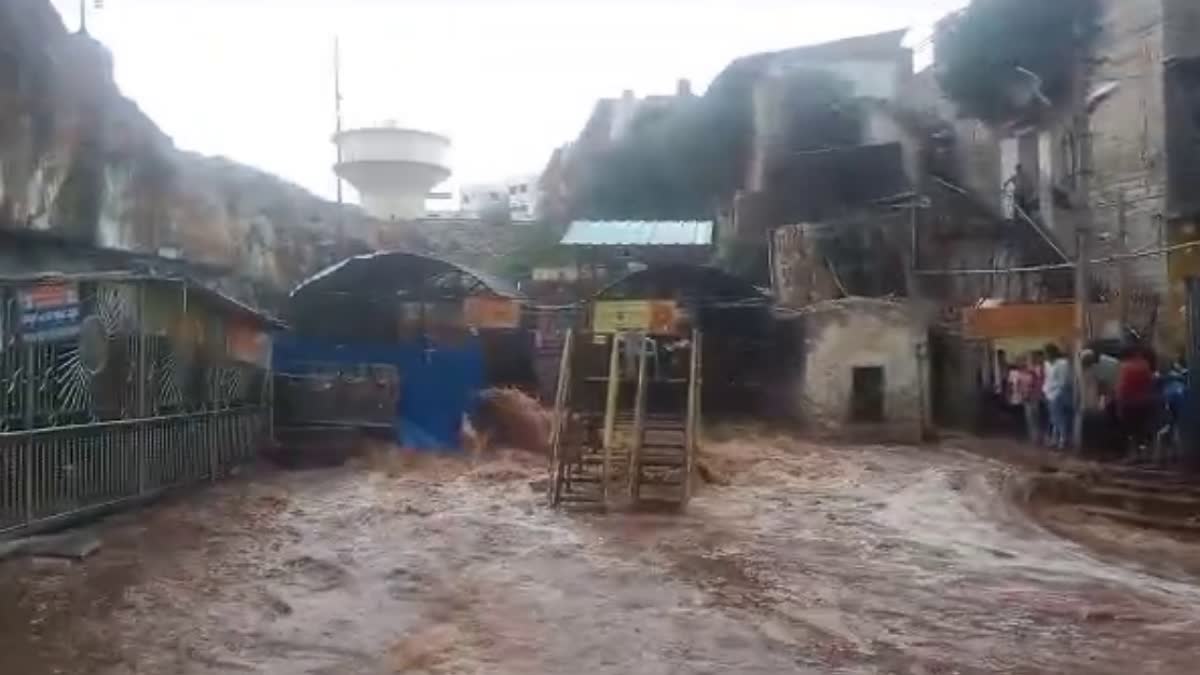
left=906, top=201, right=921, bottom=301
left=80, top=0, right=103, bottom=33
left=1074, top=218, right=1091, bottom=437
left=1072, top=107, right=1095, bottom=450
left=333, top=36, right=346, bottom=256
left=333, top=36, right=344, bottom=209
left=1117, top=190, right=1129, bottom=331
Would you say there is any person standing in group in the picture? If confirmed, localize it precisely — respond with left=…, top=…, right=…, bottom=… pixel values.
left=1042, top=344, right=1074, bottom=450
left=1080, top=347, right=1122, bottom=456
left=1030, top=350, right=1048, bottom=442
left=1012, top=354, right=1043, bottom=445
left=1081, top=348, right=1120, bottom=404
left=1006, top=355, right=1025, bottom=436
left=1115, top=345, right=1157, bottom=459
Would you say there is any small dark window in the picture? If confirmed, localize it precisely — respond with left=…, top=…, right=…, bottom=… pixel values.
left=851, top=366, right=885, bottom=422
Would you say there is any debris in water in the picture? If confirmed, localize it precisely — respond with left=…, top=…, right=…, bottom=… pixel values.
left=260, top=590, right=293, bottom=617
left=271, top=555, right=349, bottom=592
left=696, top=458, right=730, bottom=486
left=461, top=414, right=487, bottom=460
left=466, top=453, right=542, bottom=482
left=389, top=623, right=465, bottom=672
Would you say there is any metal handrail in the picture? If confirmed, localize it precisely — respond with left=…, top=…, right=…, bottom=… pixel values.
left=683, top=329, right=702, bottom=505
left=628, top=335, right=651, bottom=501
left=548, top=329, right=574, bottom=506
left=0, top=406, right=267, bottom=439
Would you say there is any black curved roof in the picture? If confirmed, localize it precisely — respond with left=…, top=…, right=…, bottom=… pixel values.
left=290, top=250, right=521, bottom=301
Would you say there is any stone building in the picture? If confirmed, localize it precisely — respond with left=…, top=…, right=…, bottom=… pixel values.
left=725, top=31, right=916, bottom=247
left=1086, top=0, right=1200, bottom=317
left=782, top=298, right=930, bottom=444
left=924, top=0, right=1200, bottom=347
left=740, top=29, right=914, bottom=195
left=536, top=81, right=696, bottom=225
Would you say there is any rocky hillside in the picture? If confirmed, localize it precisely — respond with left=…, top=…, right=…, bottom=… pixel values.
left=0, top=0, right=520, bottom=311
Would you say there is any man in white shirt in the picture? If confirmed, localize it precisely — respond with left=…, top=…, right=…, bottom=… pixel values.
left=1080, top=348, right=1119, bottom=406
left=1042, top=343, right=1073, bottom=449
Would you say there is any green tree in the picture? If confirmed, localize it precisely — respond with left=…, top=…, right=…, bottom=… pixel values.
left=491, top=219, right=570, bottom=280
left=936, top=0, right=1100, bottom=123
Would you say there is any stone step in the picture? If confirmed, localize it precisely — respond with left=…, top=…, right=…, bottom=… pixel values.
left=1085, top=486, right=1200, bottom=517
left=1078, top=505, right=1200, bottom=534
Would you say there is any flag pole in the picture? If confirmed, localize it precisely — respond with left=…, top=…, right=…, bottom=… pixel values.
left=334, top=36, right=344, bottom=208
left=333, top=36, right=346, bottom=251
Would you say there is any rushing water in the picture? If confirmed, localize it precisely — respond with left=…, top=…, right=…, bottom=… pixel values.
left=2, top=440, right=1199, bottom=674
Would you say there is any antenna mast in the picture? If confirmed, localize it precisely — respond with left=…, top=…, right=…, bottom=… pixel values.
left=334, top=36, right=344, bottom=209
left=81, top=1, right=105, bottom=34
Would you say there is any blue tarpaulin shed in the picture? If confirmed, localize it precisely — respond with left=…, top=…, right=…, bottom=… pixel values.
left=273, top=334, right=482, bottom=450
left=279, top=251, right=523, bottom=451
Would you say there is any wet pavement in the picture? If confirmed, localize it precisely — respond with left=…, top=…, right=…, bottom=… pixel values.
left=2, top=435, right=1200, bottom=674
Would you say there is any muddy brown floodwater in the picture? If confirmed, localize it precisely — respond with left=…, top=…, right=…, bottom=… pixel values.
left=2, top=435, right=1200, bottom=674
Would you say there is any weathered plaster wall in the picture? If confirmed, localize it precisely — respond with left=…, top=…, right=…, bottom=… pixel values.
left=1087, top=0, right=1168, bottom=296
left=1163, top=0, right=1200, bottom=61
left=953, top=120, right=1004, bottom=214
left=745, top=31, right=911, bottom=195
left=860, top=103, right=925, bottom=188
left=795, top=298, right=928, bottom=443
left=903, top=68, right=1004, bottom=214
left=770, top=223, right=842, bottom=308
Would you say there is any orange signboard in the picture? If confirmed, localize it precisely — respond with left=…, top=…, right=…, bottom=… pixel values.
left=962, top=303, right=1077, bottom=340
left=463, top=297, right=521, bottom=329
left=227, top=320, right=271, bottom=367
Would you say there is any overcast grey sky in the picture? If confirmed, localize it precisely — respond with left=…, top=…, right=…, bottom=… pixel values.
left=50, top=0, right=965, bottom=203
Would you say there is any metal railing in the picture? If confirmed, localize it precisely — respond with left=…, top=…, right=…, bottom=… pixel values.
left=274, top=362, right=399, bottom=430
left=0, top=407, right=267, bottom=535
left=0, top=276, right=273, bottom=537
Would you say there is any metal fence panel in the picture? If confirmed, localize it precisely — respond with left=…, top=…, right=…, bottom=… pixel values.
left=0, top=272, right=272, bottom=537
left=0, top=409, right=267, bottom=535
left=0, top=433, right=25, bottom=531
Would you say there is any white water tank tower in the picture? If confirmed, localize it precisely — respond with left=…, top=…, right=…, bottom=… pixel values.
left=333, top=123, right=452, bottom=220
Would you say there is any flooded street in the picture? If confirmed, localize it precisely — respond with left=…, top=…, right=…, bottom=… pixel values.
left=3, top=435, right=1200, bottom=674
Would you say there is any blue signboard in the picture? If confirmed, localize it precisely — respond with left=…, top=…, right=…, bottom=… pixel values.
left=19, top=283, right=82, bottom=343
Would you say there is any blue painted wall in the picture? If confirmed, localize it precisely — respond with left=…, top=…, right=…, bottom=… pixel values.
left=273, top=333, right=483, bottom=451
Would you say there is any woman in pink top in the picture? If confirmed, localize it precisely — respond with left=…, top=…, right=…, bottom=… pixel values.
left=1014, top=353, right=1045, bottom=444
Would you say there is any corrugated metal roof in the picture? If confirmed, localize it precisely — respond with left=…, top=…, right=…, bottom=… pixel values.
left=0, top=270, right=285, bottom=328
left=561, top=220, right=714, bottom=247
